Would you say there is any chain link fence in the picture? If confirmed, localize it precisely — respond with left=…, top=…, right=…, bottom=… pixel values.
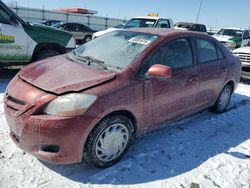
left=11, top=6, right=126, bottom=31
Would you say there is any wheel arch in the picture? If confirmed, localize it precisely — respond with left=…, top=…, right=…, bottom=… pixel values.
left=31, top=43, right=67, bottom=61
left=225, top=80, right=235, bottom=92
left=103, top=110, right=138, bottom=135
left=84, top=110, right=138, bottom=146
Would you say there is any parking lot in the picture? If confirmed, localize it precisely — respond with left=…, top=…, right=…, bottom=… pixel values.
left=1, top=69, right=250, bottom=188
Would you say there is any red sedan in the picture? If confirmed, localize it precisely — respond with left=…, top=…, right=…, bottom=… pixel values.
left=4, top=28, right=241, bottom=167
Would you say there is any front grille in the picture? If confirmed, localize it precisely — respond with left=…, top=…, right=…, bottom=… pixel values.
left=7, top=96, right=26, bottom=106
left=5, top=94, right=33, bottom=117
left=233, top=52, right=250, bottom=64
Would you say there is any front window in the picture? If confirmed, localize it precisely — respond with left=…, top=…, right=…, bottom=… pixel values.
left=52, top=22, right=62, bottom=28
left=146, top=38, right=193, bottom=71
left=217, top=29, right=243, bottom=38
left=0, top=6, right=11, bottom=24
left=68, top=31, right=159, bottom=72
left=155, top=19, right=170, bottom=28
left=123, top=18, right=157, bottom=29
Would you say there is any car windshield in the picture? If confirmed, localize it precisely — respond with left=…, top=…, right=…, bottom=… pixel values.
left=217, top=29, right=243, bottom=38
left=123, top=18, right=157, bottom=29
left=70, top=31, right=159, bottom=72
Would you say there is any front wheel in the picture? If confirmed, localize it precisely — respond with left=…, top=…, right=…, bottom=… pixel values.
left=212, top=84, right=233, bottom=113
left=83, top=115, right=134, bottom=167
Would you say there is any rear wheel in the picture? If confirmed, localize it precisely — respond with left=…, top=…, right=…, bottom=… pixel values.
left=212, top=84, right=233, bottom=113
left=83, top=115, right=134, bottom=167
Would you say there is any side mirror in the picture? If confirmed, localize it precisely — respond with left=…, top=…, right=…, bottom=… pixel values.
left=146, top=64, right=172, bottom=79
left=10, top=15, right=18, bottom=25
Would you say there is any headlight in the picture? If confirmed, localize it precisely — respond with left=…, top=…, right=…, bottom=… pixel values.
left=44, top=93, right=97, bottom=117
left=225, top=41, right=236, bottom=49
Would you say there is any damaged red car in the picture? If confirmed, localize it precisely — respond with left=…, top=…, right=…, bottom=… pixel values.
left=4, top=28, right=241, bottom=167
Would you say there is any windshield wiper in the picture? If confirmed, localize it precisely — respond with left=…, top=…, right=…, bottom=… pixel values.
left=81, top=56, right=110, bottom=71
left=83, top=56, right=104, bottom=64
left=68, top=52, right=121, bottom=72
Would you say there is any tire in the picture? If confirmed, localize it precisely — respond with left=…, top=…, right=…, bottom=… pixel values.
left=211, top=84, right=233, bottom=113
left=83, top=115, right=135, bottom=167
left=84, top=35, right=92, bottom=43
left=34, top=49, right=59, bottom=61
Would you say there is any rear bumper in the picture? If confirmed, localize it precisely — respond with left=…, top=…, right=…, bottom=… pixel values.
left=5, top=110, right=101, bottom=164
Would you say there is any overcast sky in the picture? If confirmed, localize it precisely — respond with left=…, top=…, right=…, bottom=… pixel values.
left=3, top=0, right=250, bottom=29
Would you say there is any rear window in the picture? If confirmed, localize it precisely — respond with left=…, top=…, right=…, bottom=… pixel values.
left=124, top=18, right=157, bottom=28
left=195, top=38, right=224, bottom=63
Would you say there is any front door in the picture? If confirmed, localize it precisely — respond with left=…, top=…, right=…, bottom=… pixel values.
left=0, top=4, right=29, bottom=63
left=141, top=37, right=199, bottom=132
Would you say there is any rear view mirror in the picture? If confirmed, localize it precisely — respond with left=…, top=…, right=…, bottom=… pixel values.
left=146, top=64, right=172, bottom=79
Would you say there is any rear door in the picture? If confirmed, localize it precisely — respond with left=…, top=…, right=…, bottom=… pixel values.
left=193, top=37, right=228, bottom=108
left=141, top=37, right=200, bottom=131
left=0, top=3, right=29, bottom=63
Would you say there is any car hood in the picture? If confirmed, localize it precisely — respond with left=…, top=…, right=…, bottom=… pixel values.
left=19, top=55, right=116, bottom=94
left=233, top=46, right=250, bottom=53
left=24, top=23, right=74, bottom=47
left=212, top=34, right=233, bottom=42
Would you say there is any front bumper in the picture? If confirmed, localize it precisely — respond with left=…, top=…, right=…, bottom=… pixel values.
left=5, top=108, right=101, bottom=164
left=4, top=76, right=101, bottom=164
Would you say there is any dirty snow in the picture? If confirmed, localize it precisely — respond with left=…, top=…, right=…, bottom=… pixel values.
left=1, top=77, right=250, bottom=188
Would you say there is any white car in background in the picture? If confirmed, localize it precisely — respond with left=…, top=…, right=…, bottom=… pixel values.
left=213, top=28, right=244, bottom=50
left=233, top=46, right=250, bottom=79
left=92, top=16, right=174, bottom=39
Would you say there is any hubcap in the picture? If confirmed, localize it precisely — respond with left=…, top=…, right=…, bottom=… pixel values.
left=218, top=87, right=231, bottom=111
left=95, top=123, right=129, bottom=162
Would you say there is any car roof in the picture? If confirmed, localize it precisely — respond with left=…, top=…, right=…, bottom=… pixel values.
left=125, top=28, right=209, bottom=37
left=221, top=28, right=244, bottom=31
left=175, top=22, right=206, bottom=26
left=131, top=16, right=171, bottom=20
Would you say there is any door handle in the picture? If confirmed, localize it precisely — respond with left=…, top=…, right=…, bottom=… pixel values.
left=220, top=67, right=226, bottom=73
left=188, top=76, right=198, bottom=82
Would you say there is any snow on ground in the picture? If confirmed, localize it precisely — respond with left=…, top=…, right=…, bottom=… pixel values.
left=1, top=77, right=250, bottom=188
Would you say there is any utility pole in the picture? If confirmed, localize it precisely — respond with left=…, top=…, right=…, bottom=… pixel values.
left=196, top=0, right=203, bottom=23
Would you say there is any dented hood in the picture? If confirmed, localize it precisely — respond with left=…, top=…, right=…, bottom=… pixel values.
left=19, top=55, right=116, bottom=94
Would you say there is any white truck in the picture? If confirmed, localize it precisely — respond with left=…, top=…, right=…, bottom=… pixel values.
left=0, top=0, right=75, bottom=67
left=92, top=16, right=174, bottom=39
left=233, top=45, right=250, bottom=79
